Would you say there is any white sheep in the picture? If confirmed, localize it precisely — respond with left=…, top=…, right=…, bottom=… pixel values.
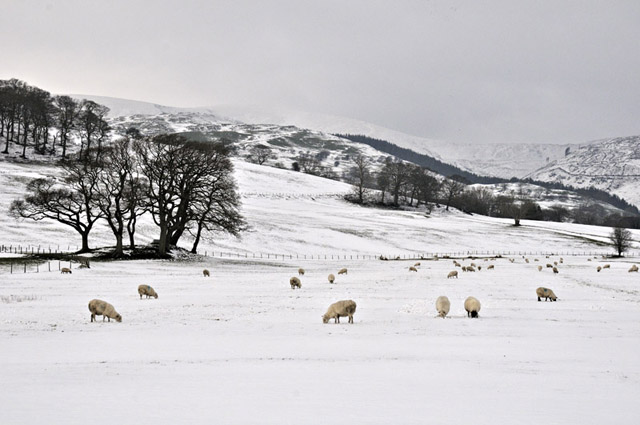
left=328, top=273, right=335, bottom=284
left=290, top=277, right=302, bottom=289
left=88, top=299, right=122, bottom=322
left=537, top=265, right=543, bottom=271
left=61, top=267, right=72, bottom=274
left=298, top=268, right=305, bottom=276
left=603, top=264, right=611, bottom=269
left=338, top=268, right=348, bottom=275
left=487, top=265, right=495, bottom=270
left=552, top=266, right=559, bottom=274
left=525, top=258, right=530, bottom=263
left=414, top=262, right=421, bottom=267
left=546, top=264, right=553, bottom=268
left=203, top=269, right=210, bottom=277
left=536, top=287, right=557, bottom=301
left=409, top=266, right=418, bottom=272
left=467, top=266, right=476, bottom=272
left=597, top=266, right=602, bottom=272
left=435, top=296, right=450, bottom=318
left=629, top=265, right=638, bottom=273
left=447, top=270, right=458, bottom=279
left=464, top=296, right=481, bottom=318
left=322, top=300, right=357, bottom=323
left=137, top=285, right=158, bottom=299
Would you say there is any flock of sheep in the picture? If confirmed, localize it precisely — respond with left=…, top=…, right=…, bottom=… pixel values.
left=79, top=254, right=635, bottom=324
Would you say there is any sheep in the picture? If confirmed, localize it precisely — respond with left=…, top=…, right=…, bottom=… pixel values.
left=290, top=277, right=302, bottom=289
left=603, top=264, right=611, bottom=269
left=464, top=296, right=481, bottom=318
left=546, top=264, right=553, bottom=268
left=409, top=266, right=418, bottom=272
left=322, top=300, right=357, bottom=324
left=554, top=261, right=558, bottom=266
left=328, top=273, right=335, bottom=284
left=435, top=296, right=451, bottom=318
left=454, top=261, right=461, bottom=267
left=467, top=266, right=476, bottom=272
left=509, top=259, right=515, bottom=263
left=462, top=266, right=468, bottom=272
left=61, top=267, right=72, bottom=274
left=203, top=269, right=210, bottom=277
left=88, top=299, right=122, bottom=322
left=629, top=265, right=638, bottom=273
left=525, top=258, right=530, bottom=263
left=536, top=287, right=557, bottom=302
left=560, top=258, right=564, bottom=264
left=338, top=268, right=348, bottom=275
left=137, top=285, right=158, bottom=299
left=478, top=266, right=482, bottom=271
left=552, top=266, right=559, bottom=274
left=487, top=264, right=495, bottom=270
left=597, top=266, right=602, bottom=272
left=537, top=265, right=543, bottom=271
left=298, top=268, right=305, bottom=276
left=447, top=270, right=458, bottom=279
left=587, top=258, right=592, bottom=261
left=414, top=262, right=421, bottom=267
left=470, top=262, right=476, bottom=268
left=534, top=258, right=539, bottom=262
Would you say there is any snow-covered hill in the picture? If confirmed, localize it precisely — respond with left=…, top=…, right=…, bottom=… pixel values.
left=527, top=135, right=640, bottom=208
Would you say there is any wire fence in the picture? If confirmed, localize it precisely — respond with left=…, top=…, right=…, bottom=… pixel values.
left=1, top=243, right=632, bottom=275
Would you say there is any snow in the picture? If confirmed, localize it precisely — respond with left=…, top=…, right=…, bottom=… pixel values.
left=1, top=255, right=639, bottom=424
left=2, top=155, right=640, bottom=424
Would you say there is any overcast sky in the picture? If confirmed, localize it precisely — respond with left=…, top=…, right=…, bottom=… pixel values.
left=2, top=0, right=640, bottom=144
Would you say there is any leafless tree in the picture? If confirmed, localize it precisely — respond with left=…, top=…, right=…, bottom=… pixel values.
left=247, top=144, right=274, bottom=165
left=347, top=154, right=372, bottom=204
left=610, top=226, right=632, bottom=256
left=442, top=179, right=466, bottom=211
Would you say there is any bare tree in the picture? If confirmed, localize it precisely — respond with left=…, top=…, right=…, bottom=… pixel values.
left=54, top=96, right=79, bottom=159
left=136, top=135, right=243, bottom=256
left=347, top=154, right=372, bottom=204
left=247, top=144, right=274, bottom=165
left=610, top=226, right=632, bottom=256
left=10, top=159, right=103, bottom=253
left=442, top=179, right=466, bottom=211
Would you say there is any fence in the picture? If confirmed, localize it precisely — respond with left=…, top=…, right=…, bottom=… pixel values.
left=0, top=244, right=77, bottom=255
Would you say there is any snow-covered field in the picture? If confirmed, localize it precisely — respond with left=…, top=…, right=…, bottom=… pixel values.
left=2, top=157, right=640, bottom=424
left=1, top=255, right=640, bottom=424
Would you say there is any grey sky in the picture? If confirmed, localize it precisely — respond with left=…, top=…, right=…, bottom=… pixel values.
left=2, top=0, right=640, bottom=144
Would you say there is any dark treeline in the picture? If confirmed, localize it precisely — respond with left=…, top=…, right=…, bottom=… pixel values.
left=0, top=78, right=109, bottom=160
left=336, top=133, right=508, bottom=184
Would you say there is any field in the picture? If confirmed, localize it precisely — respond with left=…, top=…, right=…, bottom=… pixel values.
left=1, top=254, right=639, bottom=424
left=1, top=158, right=640, bottom=424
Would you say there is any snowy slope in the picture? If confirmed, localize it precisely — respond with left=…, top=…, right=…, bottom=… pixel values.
left=528, top=135, right=640, bottom=208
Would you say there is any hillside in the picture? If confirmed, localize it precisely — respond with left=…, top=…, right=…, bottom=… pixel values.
left=528, top=136, right=640, bottom=208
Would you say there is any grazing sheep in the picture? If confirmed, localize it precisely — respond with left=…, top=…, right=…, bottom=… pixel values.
left=61, top=267, right=72, bottom=274
left=552, top=266, right=559, bottom=274
left=464, top=296, right=481, bottom=318
left=597, top=266, right=602, bottom=272
left=525, top=258, right=530, bottom=263
left=509, top=259, right=515, bottom=263
left=88, top=299, right=122, bottom=322
left=560, top=258, right=564, bottom=264
left=554, top=261, right=558, bottom=266
left=290, top=277, right=302, bottom=289
left=298, top=268, right=305, bottom=276
left=338, top=268, right=348, bottom=275
left=534, top=258, right=539, bottom=262
left=462, top=266, right=468, bottom=272
left=454, top=261, right=461, bottom=267
left=414, top=262, right=421, bottom=267
left=322, top=300, right=357, bottom=324
left=470, top=262, right=476, bottom=268
left=467, top=266, right=476, bottom=272
left=328, top=273, right=335, bottom=284
left=478, top=266, right=482, bottom=271
left=409, top=266, right=418, bottom=272
left=546, top=264, right=553, bottom=268
left=629, top=265, right=639, bottom=273
left=137, top=285, right=158, bottom=299
left=536, top=287, right=557, bottom=302
left=587, top=258, right=592, bottom=261
left=447, top=270, right=458, bottom=279
left=203, top=269, right=210, bottom=277
left=435, top=296, right=451, bottom=318
left=603, top=264, right=611, bottom=269
left=537, top=265, right=543, bottom=272
left=487, top=265, right=495, bottom=270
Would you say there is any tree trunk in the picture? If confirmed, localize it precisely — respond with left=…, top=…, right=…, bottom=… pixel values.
left=79, top=232, right=90, bottom=253
left=191, top=222, right=204, bottom=254
left=114, top=233, right=123, bottom=257
left=127, top=218, right=136, bottom=250
left=158, top=225, right=169, bottom=256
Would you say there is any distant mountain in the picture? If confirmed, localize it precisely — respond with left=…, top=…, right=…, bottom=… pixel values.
left=527, top=135, right=640, bottom=208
